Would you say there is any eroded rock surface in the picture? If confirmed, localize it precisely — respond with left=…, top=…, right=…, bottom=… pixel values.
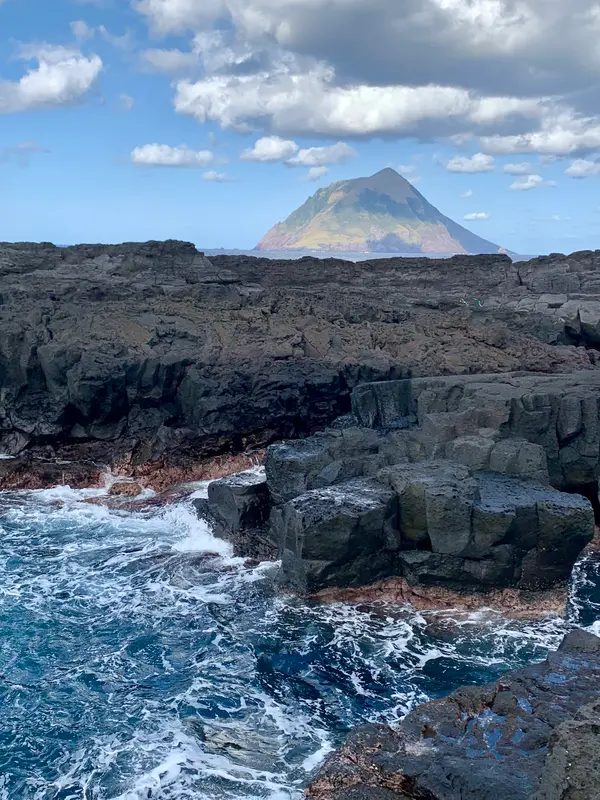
left=0, top=242, right=598, bottom=478
left=307, top=629, right=600, bottom=800
left=204, top=372, right=600, bottom=595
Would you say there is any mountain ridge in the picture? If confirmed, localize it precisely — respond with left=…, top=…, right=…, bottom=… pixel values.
left=257, top=167, right=505, bottom=255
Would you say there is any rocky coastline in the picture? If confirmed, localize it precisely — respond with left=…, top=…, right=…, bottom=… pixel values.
left=2, top=241, right=600, bottom=797
left=1, top=241, right=598, bottom=478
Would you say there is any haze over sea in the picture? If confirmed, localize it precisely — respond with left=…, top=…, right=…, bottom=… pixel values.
left=204, top=250, right=536, bottom=262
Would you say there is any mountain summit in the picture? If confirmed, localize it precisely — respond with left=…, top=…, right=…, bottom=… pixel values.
left=256, top=168, right=503, bottom=254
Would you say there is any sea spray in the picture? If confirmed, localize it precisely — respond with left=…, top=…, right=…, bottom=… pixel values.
left=0, top=486, right=598, bottom=799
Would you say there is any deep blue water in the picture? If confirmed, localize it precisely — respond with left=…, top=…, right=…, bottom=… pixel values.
left=0, top=480, right=598, bottom=799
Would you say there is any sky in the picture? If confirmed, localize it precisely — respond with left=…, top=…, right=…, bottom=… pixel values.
left=3, top=0, right=600, bottom=254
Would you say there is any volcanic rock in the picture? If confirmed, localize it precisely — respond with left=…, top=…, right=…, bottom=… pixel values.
left=307, top=629, right=600, bottom=800
left=1, top=240, right=599, bottom=482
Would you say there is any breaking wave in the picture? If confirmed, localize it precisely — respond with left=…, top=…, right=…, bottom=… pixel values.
left=0, top=485, right=598, bottom=799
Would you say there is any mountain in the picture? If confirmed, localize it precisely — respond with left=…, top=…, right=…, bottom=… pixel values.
left=256, top=168, right=504, bottom=255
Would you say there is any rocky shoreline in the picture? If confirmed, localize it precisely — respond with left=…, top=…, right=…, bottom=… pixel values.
left=2, top=242, right=600, bottom=797
left=1, top=241, right=598, bottom=474
left=306, top=628, right=600, bottom=800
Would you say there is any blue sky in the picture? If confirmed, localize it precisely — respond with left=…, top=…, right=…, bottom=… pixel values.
left=2, top=0, right=600, bottom=254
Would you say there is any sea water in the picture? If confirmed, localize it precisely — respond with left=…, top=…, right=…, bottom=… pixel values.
left=0, top=482, right=598, bottom=799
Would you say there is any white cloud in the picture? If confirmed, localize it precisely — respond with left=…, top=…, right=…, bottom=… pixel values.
left=445, top=152, right=495, bottom=173
left=132, top=0, right=600, bottom=153
left=461, top=189, right=474, bottom=198
left=503, top=162, right=533, bottom=174
left=240, top=135, right=298, bottom=162
left=481, top=115, right=600, bottom=156
left=119, top=93, right=135, bottom=111
left=97, top=25, right=134, bottom=51
left=131, top=143, right=214, bottom=167
left=509, top=173, right=556, bottom=190
left=71, top=20, right=94, bottom=42
left=140, top=48, right=199, bottom=75
left=135, top=0, right=225, bottom=35
left=174, top=60, right=550, bottom=139
left=464, top=212, right=489, bottom=220
left=203, top=170, right=234, bottom=182
left=565, top=158, right=600, bottom=178
left=0, top=44, right=102, bottom=114
left=303, top=166, right=328, bottom=181
left=287, top=142, right=355, bottom=167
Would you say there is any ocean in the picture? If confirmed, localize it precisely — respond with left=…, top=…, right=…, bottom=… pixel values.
left=203, top=249, right=536, bottom=262
left=1, top=476, right=599, bottom=798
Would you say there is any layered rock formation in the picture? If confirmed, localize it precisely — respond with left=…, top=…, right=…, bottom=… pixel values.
left=307, top=628, right=600, bottom=800
left=1, top=241, right=599, bottom=476
left=202, top=371, right=600, bottom=595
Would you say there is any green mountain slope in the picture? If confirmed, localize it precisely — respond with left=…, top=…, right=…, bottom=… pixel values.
left=256, top=168, right=504, bottom=254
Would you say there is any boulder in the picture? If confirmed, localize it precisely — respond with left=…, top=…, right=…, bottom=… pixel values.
left=275, top=479, right=397, bottom=594
left=207, top=469, right=270, bottom=534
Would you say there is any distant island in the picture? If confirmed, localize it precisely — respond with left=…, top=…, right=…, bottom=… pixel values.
left=256, top=167, right=507, bottom=255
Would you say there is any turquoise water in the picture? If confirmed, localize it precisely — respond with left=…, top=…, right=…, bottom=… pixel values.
left=0, top=482, right=598, bottom=799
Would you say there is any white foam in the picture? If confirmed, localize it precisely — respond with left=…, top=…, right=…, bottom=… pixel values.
left=167, top=504, right=232, bottom=555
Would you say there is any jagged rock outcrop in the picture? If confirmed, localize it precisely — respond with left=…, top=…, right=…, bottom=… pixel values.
left=1, top=241, right=600, bottom=473
left=205, top=372, right=600, bottom=595
left=307, top=629, right=600, bottom=800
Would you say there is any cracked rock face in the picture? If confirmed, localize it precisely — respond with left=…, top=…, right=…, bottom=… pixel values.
left=0, top=242, right=596, bottom=473
left=203, top=371, right=599, bottom=596
left=307, top=629, right=600, bottom=800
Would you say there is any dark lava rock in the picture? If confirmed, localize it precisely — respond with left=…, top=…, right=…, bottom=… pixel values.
left=307, top=629, right=600, bottom=800
left=268, top=461, right=593, bottom=595
left=275, top=478, right=398, bottom=593
left=0, top=242, right=596, bottom=474
left=197, top=469, right=277, bottom=561
left=207, top=469, right=270, bottom=533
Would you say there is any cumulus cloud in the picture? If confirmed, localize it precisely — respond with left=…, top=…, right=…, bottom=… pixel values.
left=303, top=166, right=328, bottom=181
left=140, top=48, right=199, bottom=75
left=203, top=170, right=235, bottom=181
left=461, top=189, right=474, bottom=198
left=565, top=159, right=600, bottom=178
left=131, top=0, right=600, bottom=152
left=509, top=174, right=556, bottom=190
left=131, top=143, right=214, bottom=167
left=240, top=135, right=298, bottom=162
left=445, top=153, right=495, bottom=173
left=133, top=0, right=600, bottom=102
left=481, top=115, right=600, bottom=156
left=287, top=142, right=355, bottom=167
left=174, top=64, right=553, bottom=139
left=0, top=44, right=102, bottom=114
left=135, top=0, right=225, bottom=35
left=464, top=212, right=489, bottom=220
left=503, top=162, right=533, bottom=174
